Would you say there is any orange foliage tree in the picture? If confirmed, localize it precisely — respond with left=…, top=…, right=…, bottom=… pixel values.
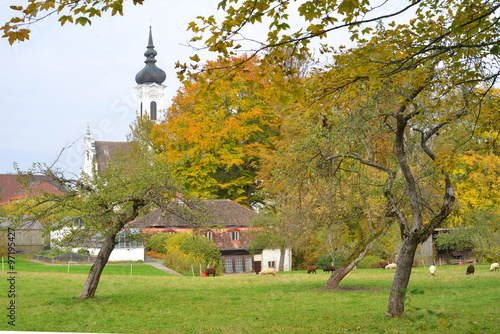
left=151, top=55, right=283, bottom=208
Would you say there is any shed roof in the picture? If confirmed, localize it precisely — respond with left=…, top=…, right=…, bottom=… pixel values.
left=0, top=217, right=44, bottom=230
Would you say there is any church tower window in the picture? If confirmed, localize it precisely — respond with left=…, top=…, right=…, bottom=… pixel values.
left=150, top=101, right=157, bottom=120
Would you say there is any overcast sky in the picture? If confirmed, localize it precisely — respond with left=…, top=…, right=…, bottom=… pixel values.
left=0, top=1, right=410, bottom=178
left=0, top=0, right=225, bottom=177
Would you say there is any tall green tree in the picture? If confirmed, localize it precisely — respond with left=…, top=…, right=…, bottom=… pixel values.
left=186, top=0, right=500, bottom=317
left=12, top=122, right=204, bottom=299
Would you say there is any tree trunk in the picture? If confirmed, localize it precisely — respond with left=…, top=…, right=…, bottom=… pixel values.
left=323, top=266, right=350, bottom=288
left=323, top=226, right=391, bottom=289
left=278, top=247, right=286, bottom=272
left=477, top=251, right=483, bottom=264
left=78, top=231, right=117, bottom=299
left=384, top=235, right=419, bottom=317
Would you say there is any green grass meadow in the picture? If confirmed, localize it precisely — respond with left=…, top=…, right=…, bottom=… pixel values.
left=0, top=259, right=498, bottom=333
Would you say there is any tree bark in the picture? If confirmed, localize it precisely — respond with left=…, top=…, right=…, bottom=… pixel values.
left=384, top=235, right=419, bottom=317
left=323, top=226, right=391, bottom=289
left=78, top=230, right=119, bottom=299
left=278, top=247, right=286, bottom=272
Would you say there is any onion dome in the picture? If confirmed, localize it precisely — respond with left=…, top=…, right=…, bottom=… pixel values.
left=135, top=27, right=166, bottom=84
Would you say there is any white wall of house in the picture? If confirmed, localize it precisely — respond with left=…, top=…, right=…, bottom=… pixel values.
left=50, top=226, right=144, bottom=262
left=258, top=248, right=292, bottom=271
left=85, top=247, right=145, bottom=262
left=50, top=227, right=70, bottom=248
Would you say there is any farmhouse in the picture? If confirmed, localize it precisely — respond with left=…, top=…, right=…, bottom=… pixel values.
left=128, top=199, right=292, bottom=273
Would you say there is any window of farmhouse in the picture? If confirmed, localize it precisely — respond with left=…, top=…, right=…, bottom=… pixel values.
left=204, top=231, right=212, bottom=240
left=268, top=261, right=276, bottom=269
left=245, top=255, right=252, bottom=270
left=116, top=233, right=142, bottom=249
left=234, top=257, right=243, bottom=272
left=231, top=231, right=240, bottom=240
left=223, top=255, right=254, bottom=273
left=225, top=257, right=233, bottom=273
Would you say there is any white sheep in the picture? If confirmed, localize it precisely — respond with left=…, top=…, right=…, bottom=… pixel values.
left=429, top=265, right=436, bottom=276
left=385, top=263, right=397, bottom=270
left=259, top=268, right=276, bottom=276
left=490, top=263, right=499, bottom=271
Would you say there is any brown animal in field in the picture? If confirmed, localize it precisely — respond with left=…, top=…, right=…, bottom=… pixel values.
left=323, top=265, right=335, bottom=273
left=307, top=265, right=317, bottom=274
left=204, top=268, right=216, bottom=277
left=466, top=265, right=475, bottom=275
left=380, top=261, right=389, bottom=268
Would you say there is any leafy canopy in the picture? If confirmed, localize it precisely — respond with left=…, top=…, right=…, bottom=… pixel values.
left=152, top=55, right=283, bottom=208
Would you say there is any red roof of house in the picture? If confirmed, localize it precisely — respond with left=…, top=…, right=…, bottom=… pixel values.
left=128, top=199, right=256, bottom=229
left=0, top=174, right=65, bottom=204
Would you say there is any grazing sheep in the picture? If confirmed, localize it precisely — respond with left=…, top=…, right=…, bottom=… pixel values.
left=323, top=265, right=335, bottom=273
left=380, top=261, right=389, bottom=268
left=466, top=264, right=475, bottom=275
left=307, top=265, right=317, bottom=274
left=204, top=268, right=216, bottom=277
left=429, top=265, right=436, bottom=276
left=259, top=268, right=276, bottom=276
left=385, top=263, right=397, bottom=270
left=490, top=263, right=499, bottom=271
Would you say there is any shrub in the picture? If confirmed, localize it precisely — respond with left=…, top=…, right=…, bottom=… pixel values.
left=46, top=248, right=70, bottom=257
left=76, top=248, right=88, bottom=255
left=0, top=234, right=8, bottom=257
left=145, top=233, right=172, bottom=253
left=358, top=255, right=384, bottom=269
left=180, top=234, right=220, bottom=265
left=482, top=254, right=498, bottom=264
left=317, top=254, right=333, bottom=269
left=163, top=233, right=222, bottom=276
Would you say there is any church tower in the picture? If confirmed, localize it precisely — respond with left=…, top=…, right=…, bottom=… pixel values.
left=82, top=125, right=96, bottom=178
left=135, top=27, right=167, bottom=122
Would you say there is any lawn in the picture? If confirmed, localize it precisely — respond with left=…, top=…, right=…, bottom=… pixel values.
left=4, top=257, right=171, bottom=276
left=0, top=261, right=498, bottom=333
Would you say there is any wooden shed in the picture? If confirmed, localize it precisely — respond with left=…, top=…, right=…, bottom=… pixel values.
left=1, top=218, right=44, bottom=254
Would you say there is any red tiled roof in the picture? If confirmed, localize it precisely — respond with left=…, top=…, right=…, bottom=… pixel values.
left=0, top=174, right=65, bottom=204
left=128, top=199, right=257, bottom=229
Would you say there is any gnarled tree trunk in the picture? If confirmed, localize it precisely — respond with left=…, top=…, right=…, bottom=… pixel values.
left=384, top=235, right=419, bottom=317
left=323, top=224, right=392, bottom=289
left=78, top=228, right=120, bottom=299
